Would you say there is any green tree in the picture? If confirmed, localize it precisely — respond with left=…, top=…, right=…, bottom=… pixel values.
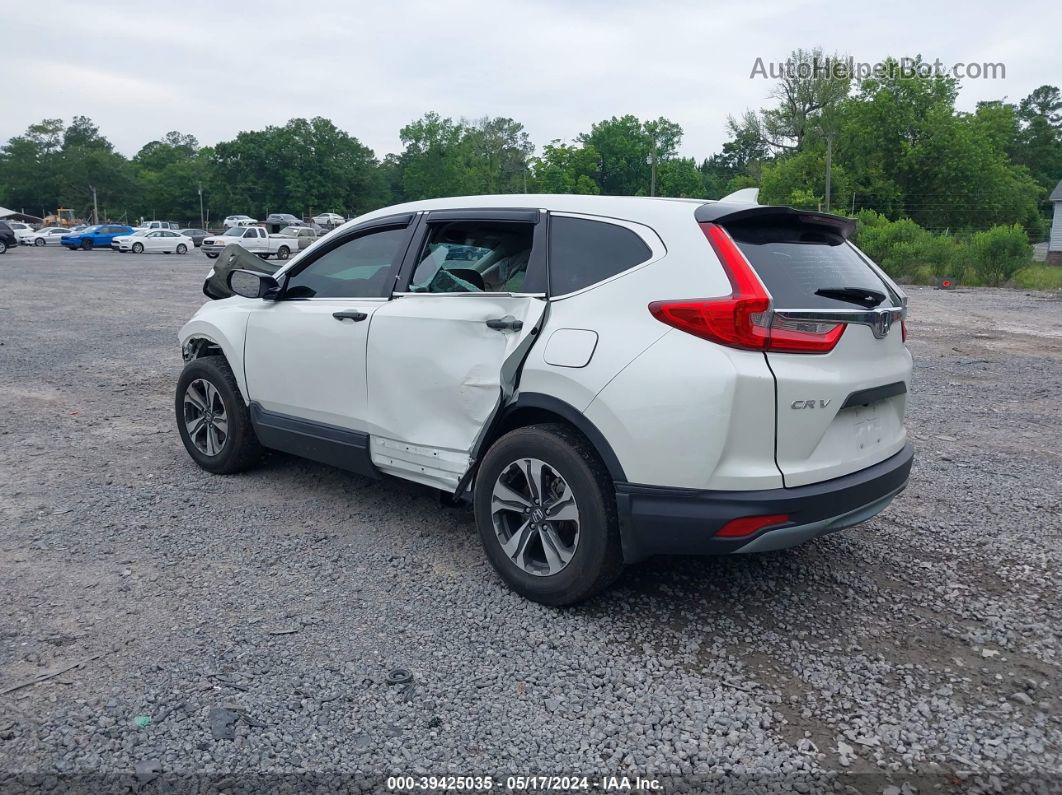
left=211, top=117, right=385, bottom=220
left=530, top=141, right=601, bottom=194
left=577, top=114, right=690, bottom=196
left=398, top=112, right=474, bottom=199
left=55, top=116, right=137, bottom=221
left=759, top=149, right=850, bottom=209
left=0, top=119, right=65, bottom=215
left=656, top=157, right=704, bottom=198
left=133, top=132, right=209, bottom=223
left=1012, top=85, right=1062, bottom=197
left=731, top=48, right=851, bottom=153
left=463, top=117, right=534, bottom=194
left=578, top=114, right=648, bottom=195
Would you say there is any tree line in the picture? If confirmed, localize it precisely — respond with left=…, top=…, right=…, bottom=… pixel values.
left=1, top=51, right=1059, bottom=237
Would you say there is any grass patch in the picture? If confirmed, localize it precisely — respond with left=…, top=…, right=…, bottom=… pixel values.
left=1012, top=265, right=1062, bottom=290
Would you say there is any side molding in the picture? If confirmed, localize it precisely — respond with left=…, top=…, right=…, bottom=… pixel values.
left=249, top=403, right=378, bottom=478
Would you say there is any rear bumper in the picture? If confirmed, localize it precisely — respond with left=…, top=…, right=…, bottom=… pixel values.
left=615, top=443, right=913, bottom=562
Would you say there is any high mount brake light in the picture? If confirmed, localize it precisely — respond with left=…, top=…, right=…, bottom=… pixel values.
left=647, top=223, right=845, bottom=354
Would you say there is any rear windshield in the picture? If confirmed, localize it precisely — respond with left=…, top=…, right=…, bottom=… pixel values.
left=725, top=217, right=896, bottom=309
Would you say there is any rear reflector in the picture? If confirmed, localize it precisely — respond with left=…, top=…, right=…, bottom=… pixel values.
left=647, top=223, right=845, bottom=354
left=716, top=513, right=791, bottom=538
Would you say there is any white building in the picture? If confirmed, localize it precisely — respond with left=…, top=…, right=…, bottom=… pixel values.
left=1050, top=179, right=1062, bottom=265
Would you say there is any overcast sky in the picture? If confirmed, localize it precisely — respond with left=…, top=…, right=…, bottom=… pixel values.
left=4, top=0, right=1059, bottom=160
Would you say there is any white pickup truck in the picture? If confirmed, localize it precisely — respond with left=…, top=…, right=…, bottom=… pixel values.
left=200, top=225, right=297, bottom=260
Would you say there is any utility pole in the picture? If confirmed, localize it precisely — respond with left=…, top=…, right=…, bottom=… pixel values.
left=649, top=130, right=658, bottom=197
left=90, top=185, right=98, bottom=224
left=198, top=184, right=205, bottom=230
left=824, top=133, right=834, bottom=213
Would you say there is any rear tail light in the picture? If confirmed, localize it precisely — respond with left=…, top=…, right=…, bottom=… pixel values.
left=647, top=223, right=845, bottom=354
left=901, top=319, right=908, bottom=342
left=716, top=513, right=791, bottom=538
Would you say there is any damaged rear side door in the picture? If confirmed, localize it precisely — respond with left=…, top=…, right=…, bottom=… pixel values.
left=364, top=209, right=548, bottom=491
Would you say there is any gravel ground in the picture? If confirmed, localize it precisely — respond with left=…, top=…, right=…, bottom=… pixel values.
left=0, top=247, right=1060, bottom=794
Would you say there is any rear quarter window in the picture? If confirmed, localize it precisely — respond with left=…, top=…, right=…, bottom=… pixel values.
left=548, top=216, right=652, bottom=295
left=725, top=217, right=897, bottom=309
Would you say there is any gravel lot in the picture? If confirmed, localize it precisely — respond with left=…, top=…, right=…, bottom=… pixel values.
left=0, top=246, right=1060, bottom=793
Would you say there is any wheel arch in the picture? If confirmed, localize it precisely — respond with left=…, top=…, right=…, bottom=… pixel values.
left=468, top=393, right=627, bottom=489
left=179, top=320, right=250, bottom=404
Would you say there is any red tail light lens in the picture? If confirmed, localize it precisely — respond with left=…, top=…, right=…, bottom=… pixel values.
left=716, top=513, right=791, bottom=538
left=901, top=319, right=908, bottom=342
left=647, top=223, right=845, bottom=354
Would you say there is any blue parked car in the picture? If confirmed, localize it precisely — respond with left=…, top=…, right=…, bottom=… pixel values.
left=62, top=224, right=135, bottom=251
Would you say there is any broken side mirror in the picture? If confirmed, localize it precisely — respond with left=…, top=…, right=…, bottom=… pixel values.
left=228, top=269, right=280, bottom=300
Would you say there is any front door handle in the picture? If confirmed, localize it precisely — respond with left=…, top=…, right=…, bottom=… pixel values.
left=332, top=310, right=367, bottom=322
left=485, top=316, right=523, bottom=332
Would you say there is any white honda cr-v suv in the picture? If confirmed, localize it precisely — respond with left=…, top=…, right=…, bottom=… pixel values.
left=176, top=194, right=913, bottom=605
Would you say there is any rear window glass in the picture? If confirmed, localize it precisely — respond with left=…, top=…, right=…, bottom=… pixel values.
left=549, top=216, right=652, bottom=295
left=725, top=217, right=896, bottom=309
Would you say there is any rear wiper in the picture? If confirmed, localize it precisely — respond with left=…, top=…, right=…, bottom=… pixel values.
left=814, top=286, right=886, bottom=307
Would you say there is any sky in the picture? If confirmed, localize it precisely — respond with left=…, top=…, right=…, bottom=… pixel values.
left=3, top=0, right=1060, bottom=160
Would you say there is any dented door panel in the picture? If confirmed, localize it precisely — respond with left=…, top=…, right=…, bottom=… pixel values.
left=365, top=294, right=546, bottom=490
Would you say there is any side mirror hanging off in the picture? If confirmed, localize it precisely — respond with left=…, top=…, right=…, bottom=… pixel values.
left=228, top=269, right=280, bottom=299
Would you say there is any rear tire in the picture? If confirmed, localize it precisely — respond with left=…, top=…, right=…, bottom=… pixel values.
left=473, top=423, right=623, bottom=606
left=175, top=356, right=263, bottom=475
left=276, top=246, right=290, bottom=260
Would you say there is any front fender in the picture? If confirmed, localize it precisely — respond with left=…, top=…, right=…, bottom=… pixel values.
left=178, top=300, right=252, bottom=403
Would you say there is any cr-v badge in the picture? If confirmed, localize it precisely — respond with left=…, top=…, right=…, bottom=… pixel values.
left=791, top=400, right=832, bottom=409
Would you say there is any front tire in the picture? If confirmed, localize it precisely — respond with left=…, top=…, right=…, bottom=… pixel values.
left=473, top=424, right=623, bottom=606
left=132, top=242, right=144, bottom=253
left=34, top=238, right=45, bottom=247
left=176, top=244, right=187, bottom=255
left=0, top=241, right=7, bottom=255
left=206, top=252, right=218, bottom=259
left=175, top=356, right=263, bottom=474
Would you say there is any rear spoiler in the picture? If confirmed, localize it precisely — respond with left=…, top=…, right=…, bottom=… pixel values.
left=694, top=203, right=856, bottom=241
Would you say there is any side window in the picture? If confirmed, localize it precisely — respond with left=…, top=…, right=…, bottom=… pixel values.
left=409, top=221, right=534, bottom=294
left=548, top=216, right=652, bottom=295
left=285, top=226, right=409, bottom=299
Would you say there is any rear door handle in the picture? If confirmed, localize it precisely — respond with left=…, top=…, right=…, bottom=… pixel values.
left=332, top=310, right=367, bottom=322
left=485, top=316, right=523, bottom=332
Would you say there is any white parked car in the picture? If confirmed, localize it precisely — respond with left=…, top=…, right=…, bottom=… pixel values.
left=176, top=194, right=914, bottom=605
left=112, top=229, right=193, bottom=254
left=311, top=212, right=345, bottom=226
left=29, top=226, right=70, bottom=246
left=200, top=225, right=297, bottom=260
left=223, top=215, right=258, bottom=228
left=7, top=221, right=36, bottom=244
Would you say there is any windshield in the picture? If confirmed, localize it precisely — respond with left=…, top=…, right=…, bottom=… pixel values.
left=222, top=228, right=245, bottom=236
